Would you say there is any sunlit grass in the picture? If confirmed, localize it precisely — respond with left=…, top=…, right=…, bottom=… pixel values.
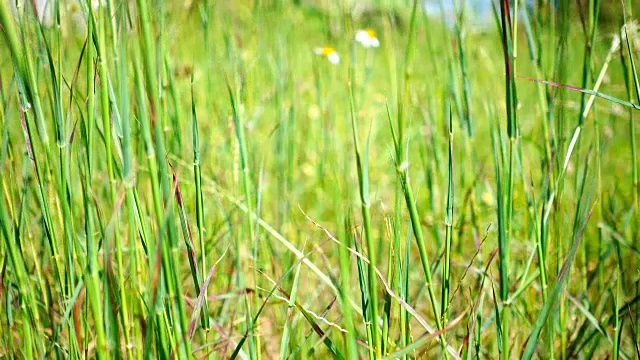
left=1, top=0, right=640, bottom=359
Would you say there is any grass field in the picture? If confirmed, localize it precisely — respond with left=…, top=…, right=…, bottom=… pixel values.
left=1, top=0, right=640, bottom=358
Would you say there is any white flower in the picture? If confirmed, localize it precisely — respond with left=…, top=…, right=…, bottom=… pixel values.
left=355, top=29, right=380, bottom=48
left=327, top=51, right=340, bottom=64
left=314, top=47, right=340, bottom=64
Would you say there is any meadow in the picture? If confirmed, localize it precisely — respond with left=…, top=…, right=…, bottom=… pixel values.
left=1, top=0, right=640, bottom=358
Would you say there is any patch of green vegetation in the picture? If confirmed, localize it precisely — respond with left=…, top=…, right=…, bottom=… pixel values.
left=1, top=0, right=640, bottom=358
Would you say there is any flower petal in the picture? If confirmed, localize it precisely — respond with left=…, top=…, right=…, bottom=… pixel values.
left=327, top=52, right=340, bottom=64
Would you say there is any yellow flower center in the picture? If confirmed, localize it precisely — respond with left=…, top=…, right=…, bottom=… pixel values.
left=365, top=29, right=377, bottom=38
left=321, top=47, right=336, bottom=55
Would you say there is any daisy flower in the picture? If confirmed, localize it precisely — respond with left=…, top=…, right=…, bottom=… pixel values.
left=355, top=28, right=380, bottom=48
left=313, top=47, right=340, bottom=64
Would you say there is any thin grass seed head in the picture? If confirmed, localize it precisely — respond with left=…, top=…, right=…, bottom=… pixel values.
left=355, top=29, right=380, bottom=48
left=314, top=47, right=340, bottom=64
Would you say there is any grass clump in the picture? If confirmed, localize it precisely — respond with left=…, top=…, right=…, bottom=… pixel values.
left=2, top=0, right=640, bottom=358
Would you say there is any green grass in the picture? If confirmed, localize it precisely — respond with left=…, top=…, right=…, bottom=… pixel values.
left=2, top=0, right=640, bottom=358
